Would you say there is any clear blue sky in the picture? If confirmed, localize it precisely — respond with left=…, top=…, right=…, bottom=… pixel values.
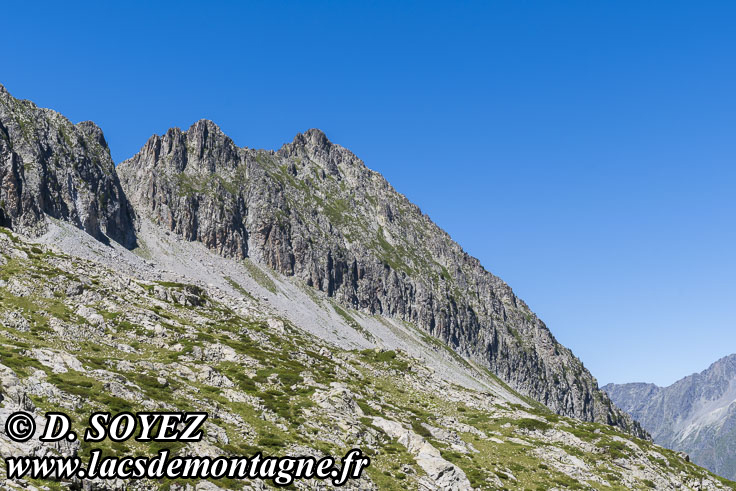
left=4, top=1, right=735, bottom=387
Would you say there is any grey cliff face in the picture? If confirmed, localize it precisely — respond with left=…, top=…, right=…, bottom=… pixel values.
left=604, top=354, right=736, bottom=479
left=0, top=84, right=135, bottom=247
left=117, top=121, right=646, bottom=438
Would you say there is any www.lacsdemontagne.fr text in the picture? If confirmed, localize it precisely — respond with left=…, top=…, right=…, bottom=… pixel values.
left=7, top=449, right=370, bottom=486
left=3, top=411, right=370, bottom=486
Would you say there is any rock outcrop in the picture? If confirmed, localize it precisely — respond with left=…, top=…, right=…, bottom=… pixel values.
left=605, top=354, right=736, bottom=479
left=0, top=84, right=135, bottom=247
left=117, top=121, right=646, bottom=437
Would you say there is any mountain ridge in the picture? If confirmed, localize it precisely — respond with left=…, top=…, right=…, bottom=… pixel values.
left=117, top=115, right=645, bottom=436
left=604, top=354, right=736, bottom=479
left=1, top=82, right=644, bottom=437
left=12, top=82, right=736, bottom=489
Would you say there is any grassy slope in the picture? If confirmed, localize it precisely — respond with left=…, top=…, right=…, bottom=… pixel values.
left=0, top=226, right=733, bottom=490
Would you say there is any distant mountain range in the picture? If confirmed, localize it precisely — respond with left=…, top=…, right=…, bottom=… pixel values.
left=604, top=354, right=736, bottom=480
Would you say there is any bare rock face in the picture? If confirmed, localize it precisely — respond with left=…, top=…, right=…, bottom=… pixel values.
left=0, top=84, right=135, bottom=247
left=117, top=121, right=246, bottom=257
left=118, top=122, right=646, bottom=438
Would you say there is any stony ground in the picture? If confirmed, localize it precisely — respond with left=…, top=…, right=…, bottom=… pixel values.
left=1, top=226, right=734, bottom=490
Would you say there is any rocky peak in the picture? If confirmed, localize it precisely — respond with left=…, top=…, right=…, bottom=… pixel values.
left=706, top=353, right=736, bottom=378
left=0, top=84, right=136, bottom=247
left=297, top=127, right=331, bottom=149
left=76, top=120, right=109, bottom=149
left=184, top=119, right=240, bottom=169
left=124, top=120, right=242, bottom=178
left=278, top=128, right=366, bottom=177
left=117, top=120, right=249, bottom=258
left=666, top=354, right=736, bottom=403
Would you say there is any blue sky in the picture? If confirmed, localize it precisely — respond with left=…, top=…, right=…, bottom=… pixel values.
left=3, top=1, right=735, bottom=387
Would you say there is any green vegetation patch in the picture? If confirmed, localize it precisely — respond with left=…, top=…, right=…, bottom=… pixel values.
left=242, top=259, right=278, bottom=293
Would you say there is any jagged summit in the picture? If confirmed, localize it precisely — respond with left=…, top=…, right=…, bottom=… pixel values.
left=0, top=84, right=136, bottom=247
left=278, top=128, right=368, bottom=177
left=77, top=120, right=109, bottom=148
left=190, top=117, right=225, bottom=132
left=291, top=127, right=331, bottom=148
left=124, top=119, right=241, bottom=175
left=705, top=353, right=736, bottom=376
